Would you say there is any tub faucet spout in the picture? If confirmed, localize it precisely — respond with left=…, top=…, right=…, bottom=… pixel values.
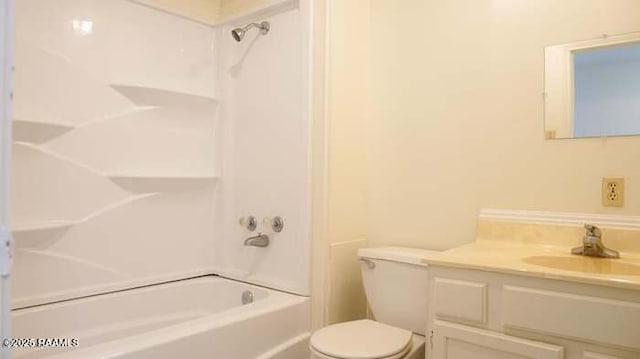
left=244, top=233, right=269, bottom=247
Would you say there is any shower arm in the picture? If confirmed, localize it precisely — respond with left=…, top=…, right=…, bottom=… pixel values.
left=241, top=22, right=270, bottom=36
left=241, top=22, right=268, bottom=32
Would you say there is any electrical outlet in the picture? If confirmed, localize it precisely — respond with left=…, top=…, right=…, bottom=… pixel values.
left=602, top=177, right=625, bottom=207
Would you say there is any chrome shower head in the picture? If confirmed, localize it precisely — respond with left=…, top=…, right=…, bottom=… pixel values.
left=231, top=28, right=245, bottom=42
left=231, top=21, right=270, bottom=42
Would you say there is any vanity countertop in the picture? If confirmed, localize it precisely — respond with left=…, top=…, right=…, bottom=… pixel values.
left=423, top=239, right=640, bottom=290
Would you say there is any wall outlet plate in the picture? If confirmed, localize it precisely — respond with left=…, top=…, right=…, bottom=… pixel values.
left=602, top=177, right=625, bottom=207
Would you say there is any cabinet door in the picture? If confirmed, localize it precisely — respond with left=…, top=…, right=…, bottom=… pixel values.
left=583, top=352, right=624, bottom=359
left=430, top=321, right=563, bottom=359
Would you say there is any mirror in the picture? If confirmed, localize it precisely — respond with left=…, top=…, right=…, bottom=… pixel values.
left=544, top=32, right=640, bottom=139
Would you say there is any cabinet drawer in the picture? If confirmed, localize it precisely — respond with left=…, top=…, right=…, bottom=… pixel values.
left=583, top=352, right=624, bottom=359
left=433, top=278, right=487, bottom=325
left=502, top=285, right=640, bottom=350
left=432, top=320, right=564, bottom=359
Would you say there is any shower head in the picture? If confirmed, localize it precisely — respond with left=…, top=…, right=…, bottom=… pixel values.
left=231, top=21, right=270, bottom=42
left=231, top=28, right=245, bottom=42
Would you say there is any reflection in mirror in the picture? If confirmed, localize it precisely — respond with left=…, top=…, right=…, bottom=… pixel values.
left=544, top=33, right=640, bottom=139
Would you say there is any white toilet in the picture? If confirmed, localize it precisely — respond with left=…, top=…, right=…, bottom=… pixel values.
left=310, top=247, right=438, bottom=359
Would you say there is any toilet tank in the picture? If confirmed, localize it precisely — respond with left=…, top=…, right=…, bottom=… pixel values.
left=358, top=247, right=438, bottom=335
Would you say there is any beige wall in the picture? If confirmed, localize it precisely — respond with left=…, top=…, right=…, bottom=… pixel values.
left=132, top=0, right=221, bottom=24
left=366, top=0, right=640, bottom=250
left=324, top=0, right=640, bottom=324
left=220, top=0, right=275, bottom=19
left=132, top=0, right=279, bottom=24
left=328, top=239, right=368, bottom=324
left=327, top=0, right=369, bottom=246
left=325, top=0, right=370, bottom=324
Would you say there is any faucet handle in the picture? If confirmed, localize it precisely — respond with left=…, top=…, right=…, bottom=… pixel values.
left=584, top=224, right=601, bottom=237
left=239, top=216, right=258, bottom=231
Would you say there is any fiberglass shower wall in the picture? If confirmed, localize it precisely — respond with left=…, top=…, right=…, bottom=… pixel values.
left=211, top=1, right=312, bottom=297
left=11, top=0, right=218, bottom=308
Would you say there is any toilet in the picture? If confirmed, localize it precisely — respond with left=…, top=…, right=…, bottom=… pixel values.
left=310, top=247, right=438, bottom=359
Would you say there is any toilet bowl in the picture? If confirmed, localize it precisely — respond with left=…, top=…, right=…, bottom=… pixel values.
left=310, top=247, right=438, bottom=359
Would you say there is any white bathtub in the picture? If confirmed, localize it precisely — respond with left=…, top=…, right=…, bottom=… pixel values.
left=11, top=276, right=310, bottom=359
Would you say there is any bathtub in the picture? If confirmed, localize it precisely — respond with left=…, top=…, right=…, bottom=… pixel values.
left=11, top=276, right=311, bottom=359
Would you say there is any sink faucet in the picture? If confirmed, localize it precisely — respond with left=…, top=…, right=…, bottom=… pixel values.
left=244, top=233, right=269, bottom=247
left=571, top=224, right=619, bottom=258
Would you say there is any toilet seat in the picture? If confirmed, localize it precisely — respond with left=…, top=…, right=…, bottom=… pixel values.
left=310, top=345, right=411, bottom=359
left=310, top=319, right=413, bottom=359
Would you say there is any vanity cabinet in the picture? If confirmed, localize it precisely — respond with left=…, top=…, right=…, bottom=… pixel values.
left=426, top=266, right=640, bottom=359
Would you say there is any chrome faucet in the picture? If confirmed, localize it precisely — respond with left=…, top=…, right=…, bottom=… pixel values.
left=571, top=224, right=619, bottom=258
left=244, top=233, right=269, bottom=247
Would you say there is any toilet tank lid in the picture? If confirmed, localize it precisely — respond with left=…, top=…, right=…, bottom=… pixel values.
left=357, top=247, right=440, bottom=266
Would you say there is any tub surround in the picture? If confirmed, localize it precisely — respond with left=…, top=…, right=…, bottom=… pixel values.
left=423, top=210, right=640, bottom=290
left=11, top=0, right=312, bottom=310
left=11, top=0, right=218, bottom=309
left=8, top=0, right=314, bottom=357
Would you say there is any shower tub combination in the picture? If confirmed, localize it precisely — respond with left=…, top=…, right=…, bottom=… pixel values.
left=5, top=0, right=314, bottom=357
left=11, top=277, right=310, bottom=359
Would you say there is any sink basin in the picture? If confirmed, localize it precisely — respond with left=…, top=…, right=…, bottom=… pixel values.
left=522, top=256, right=640, bottom=275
